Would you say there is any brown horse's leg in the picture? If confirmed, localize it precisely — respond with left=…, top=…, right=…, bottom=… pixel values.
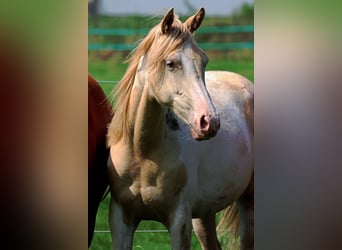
left=192, top=214, right=222, bottom=250
left=88, top=166, right=108, bottom=246
left=88, top=147, right=109, bottom=247
left=238, top=175, right=254, bottom=250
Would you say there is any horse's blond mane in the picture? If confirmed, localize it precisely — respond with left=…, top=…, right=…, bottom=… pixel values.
left=107, top=16, right=193, bottom=145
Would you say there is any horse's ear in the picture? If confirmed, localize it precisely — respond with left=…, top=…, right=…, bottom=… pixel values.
left=161, top=8, right=174, bottom=34
left=184, top=8, right=205, bottom=33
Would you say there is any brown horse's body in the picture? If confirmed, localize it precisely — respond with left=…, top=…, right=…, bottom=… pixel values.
left=88, top=74, right=112, bottom=246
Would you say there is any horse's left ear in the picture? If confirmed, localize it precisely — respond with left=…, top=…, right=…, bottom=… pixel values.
left=184, top=8, right=205, bottom=33
left=161, top=8, right=174, bottom=34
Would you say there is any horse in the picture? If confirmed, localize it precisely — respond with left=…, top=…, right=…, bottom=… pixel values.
left=107, top=8, right=254, bottom=250
left=88, top=74, right=113, bottom=247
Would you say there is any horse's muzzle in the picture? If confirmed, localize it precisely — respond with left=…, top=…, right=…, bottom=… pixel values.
left=191, top=113, right=220, bottom=141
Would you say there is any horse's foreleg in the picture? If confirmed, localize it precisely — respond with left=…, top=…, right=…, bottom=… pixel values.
left=168, top=203, right=192, bottom=250
left=238, top=176, right=254, bottom=250
left=192, top=214, right=222, bottom=250
left=109, top=198, right=137, bottom=250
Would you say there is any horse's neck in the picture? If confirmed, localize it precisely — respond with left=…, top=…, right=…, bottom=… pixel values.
left=129, top=84, right=165, bottom=157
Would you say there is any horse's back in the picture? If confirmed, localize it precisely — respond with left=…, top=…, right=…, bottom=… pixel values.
left=88, top=75, right=113, bottom=166
left=88, top=74, right=113, bottom=246
left=205, top=70, right=253, bottom=136
left=205, top=71, right=253, bottom=108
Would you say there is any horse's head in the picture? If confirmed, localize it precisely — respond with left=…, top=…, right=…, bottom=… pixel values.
left=136, top=8, right=220, bottom=141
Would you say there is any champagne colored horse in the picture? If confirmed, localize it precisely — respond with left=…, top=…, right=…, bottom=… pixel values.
left=107, top=8, right=253, bottom=250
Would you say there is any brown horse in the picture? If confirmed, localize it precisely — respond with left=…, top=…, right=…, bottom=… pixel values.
left=88, top=74, right=113, bottom=247
left=107, top=8, right=253, bottom=250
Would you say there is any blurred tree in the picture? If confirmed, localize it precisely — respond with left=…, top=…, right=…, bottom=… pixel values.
left=232, top=2, right=254, bottom=24
left=239, top=3, right=254, bottom=19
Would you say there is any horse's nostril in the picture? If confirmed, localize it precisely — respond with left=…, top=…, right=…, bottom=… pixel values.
left=200, top=115, right=209, bottom=130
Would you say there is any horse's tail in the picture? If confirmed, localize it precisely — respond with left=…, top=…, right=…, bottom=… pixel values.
left=217, top=202, right=240, bottom=239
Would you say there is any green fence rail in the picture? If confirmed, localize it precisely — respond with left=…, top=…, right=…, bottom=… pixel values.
left=88, top=25, right=253, bottom=51
left=88, top=25, right=254, bottom=36
left=88, top=42, right=254, bottom=51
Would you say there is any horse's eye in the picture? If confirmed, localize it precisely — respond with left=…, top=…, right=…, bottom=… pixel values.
left=166, top=60, right=176, bottom=71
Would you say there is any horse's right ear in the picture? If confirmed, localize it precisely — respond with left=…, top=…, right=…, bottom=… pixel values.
left=161, top=8, right=174, bottom=34
left=184, top=8, right=205, bottom=33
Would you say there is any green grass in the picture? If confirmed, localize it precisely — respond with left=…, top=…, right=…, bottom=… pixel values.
left=90, top=196, right=202, bottom=250
left=89, top=55, right=253, bottom=83
left=89, top=51, right=254, bottom=103
left=90, top=195, right=239, bottom=250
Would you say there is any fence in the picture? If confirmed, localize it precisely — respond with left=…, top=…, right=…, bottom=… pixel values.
left=95, top=229, right=169, bottom=234
left=88, top=25, right=254, bottom=51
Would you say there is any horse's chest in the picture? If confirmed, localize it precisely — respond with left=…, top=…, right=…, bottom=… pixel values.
left=113, top=157, right=187, bottom=210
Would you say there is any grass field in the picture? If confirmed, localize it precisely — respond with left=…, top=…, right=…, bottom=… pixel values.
left=89, top=195, right=239, bottom=250
left=89, top=11, right=253, bottom=250
left=89, top=195, right=204, bottom=250
left=89, top=51, right=254, bottom=101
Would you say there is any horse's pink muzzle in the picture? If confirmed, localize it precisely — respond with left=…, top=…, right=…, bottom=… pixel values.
left=191, top=113, right=220, bottom=141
